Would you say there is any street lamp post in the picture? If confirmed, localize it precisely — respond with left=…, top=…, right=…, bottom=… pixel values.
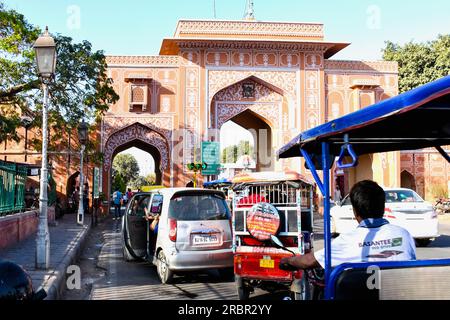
left=34, top=27, right=56, bottom=270
left=77, top=120, right=88, bottom=225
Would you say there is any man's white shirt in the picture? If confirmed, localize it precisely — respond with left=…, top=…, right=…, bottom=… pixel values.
left=314, top=219, right=417, bottom=268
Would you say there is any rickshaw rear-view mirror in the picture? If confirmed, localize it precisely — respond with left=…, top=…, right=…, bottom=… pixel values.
left=270, top=235, right=284, bottom=249
left=270, top=235, right=296, bottom=256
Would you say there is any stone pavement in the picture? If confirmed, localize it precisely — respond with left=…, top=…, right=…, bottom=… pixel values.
left=0, top=213, right=91, bottom=300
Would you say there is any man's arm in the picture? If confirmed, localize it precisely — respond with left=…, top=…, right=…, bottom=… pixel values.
left=280, top=252, right=321, bottom=270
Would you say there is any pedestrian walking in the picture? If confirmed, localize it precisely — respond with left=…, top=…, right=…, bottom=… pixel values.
left=83, top=182, right=89, bottom=215
left=112, top=188, right=123, bottom=220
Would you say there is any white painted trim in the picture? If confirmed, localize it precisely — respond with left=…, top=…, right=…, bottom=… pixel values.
left=296, top=70, right=301, bottom=130
left=214, top=100, right=281, bottom=106
left=324, top=69, right=398, bottom=75
left=205, top=65, right=298, bottom=72
left=205, top=68, right=209, bottom=138
left=108, top=64, right=178, bottom=69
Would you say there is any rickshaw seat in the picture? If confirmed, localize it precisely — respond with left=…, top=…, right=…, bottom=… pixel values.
left=329, top=259, right=450, bottom=300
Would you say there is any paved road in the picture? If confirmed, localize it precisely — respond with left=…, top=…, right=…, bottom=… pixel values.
left=63, top=213, right=450, bottom=300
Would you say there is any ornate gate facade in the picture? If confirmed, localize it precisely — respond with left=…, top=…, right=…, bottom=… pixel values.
left=102, top=19, right=402, bottom=193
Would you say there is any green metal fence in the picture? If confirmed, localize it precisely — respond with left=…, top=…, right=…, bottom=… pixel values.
left=0, top=160, right=27, bottom=216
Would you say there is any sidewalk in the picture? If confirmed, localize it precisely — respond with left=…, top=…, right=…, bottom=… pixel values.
left=0, top=214, right=91, bottom=300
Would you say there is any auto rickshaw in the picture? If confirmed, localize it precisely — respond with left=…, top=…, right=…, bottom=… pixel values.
left=230, top=171, right=315, bottom=300
left=278, top=75, right=450, bottom=300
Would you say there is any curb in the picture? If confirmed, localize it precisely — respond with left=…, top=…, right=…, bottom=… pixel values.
left=44, top=222, right=91, bottom=300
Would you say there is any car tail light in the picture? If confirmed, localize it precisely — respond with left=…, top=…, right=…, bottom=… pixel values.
left=280, top=236, right=298, bottom=248
left=384, top=208, right=396, bottom=219
left=169, top=218, right=177, bottom=242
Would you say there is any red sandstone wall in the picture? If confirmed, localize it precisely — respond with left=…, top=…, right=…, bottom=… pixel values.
left=0, top=210, right=39, bottom=250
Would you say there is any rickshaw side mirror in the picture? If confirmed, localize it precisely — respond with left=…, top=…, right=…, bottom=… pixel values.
left=270, top=235, right=296, bottom=256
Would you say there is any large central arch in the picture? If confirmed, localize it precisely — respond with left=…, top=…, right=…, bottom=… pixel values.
left=211, top=76, right=286, bottom=172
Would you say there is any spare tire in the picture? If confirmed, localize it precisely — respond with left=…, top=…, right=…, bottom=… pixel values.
left=246, top=202, right=281, bottom=241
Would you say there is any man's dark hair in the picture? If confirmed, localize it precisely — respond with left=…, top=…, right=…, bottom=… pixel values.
left=349, top=180, right=385, bottom=219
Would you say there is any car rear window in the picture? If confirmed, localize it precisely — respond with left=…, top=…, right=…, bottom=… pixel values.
left=385, top=190, right=423, bottom=203
left=169, top=193, right=231, bottom=221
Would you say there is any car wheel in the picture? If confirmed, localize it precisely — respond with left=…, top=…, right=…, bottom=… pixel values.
left=235, top=276, right=251, bottom=300
left=157, top=250, right=174, bottom=284
left=415, top=239, right=432, bottom=247
left=218, top=268, right=235, bottom=280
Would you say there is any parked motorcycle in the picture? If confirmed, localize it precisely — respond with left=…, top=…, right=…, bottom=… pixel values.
left=434, top=198, right=450, bottom=214
left=0, top=261, right=47, bottom=300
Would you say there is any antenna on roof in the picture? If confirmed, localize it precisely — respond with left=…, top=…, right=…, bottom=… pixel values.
left=213, top=0, right=217, bottom=19
left=244, top=0, right=255, bottom=20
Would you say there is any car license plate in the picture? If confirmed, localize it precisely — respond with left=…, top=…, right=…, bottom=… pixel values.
left=192, top=234, right=219, bottom=245
left=260, top=259, right=275, bottom=269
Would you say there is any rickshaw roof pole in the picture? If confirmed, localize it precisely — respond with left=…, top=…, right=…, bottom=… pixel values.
left=321, top=142, right=332, bottom=298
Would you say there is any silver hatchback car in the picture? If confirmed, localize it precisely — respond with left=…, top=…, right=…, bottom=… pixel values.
left=122, top=188, right=233, bottom=284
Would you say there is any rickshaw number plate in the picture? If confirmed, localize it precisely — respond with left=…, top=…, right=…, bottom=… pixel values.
left=192, top=234, right=219, bottom=245
left=259, top=259, right=275, bottom=269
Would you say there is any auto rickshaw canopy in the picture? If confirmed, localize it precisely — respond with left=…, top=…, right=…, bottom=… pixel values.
left=277, top=75, right=450, bottom=300
left=278, top=75, right=450, bottom=161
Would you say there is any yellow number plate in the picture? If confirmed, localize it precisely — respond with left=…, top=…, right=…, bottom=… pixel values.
left=259, top=259, right=275, bottom=269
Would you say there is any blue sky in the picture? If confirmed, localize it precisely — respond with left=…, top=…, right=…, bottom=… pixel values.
left=4, top=0, right=450, bottom=60
left=4, top=0, right=449, bottom=174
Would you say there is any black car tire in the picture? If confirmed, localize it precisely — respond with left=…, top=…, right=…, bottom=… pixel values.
left=415, top=238, right=432, bottom=247
left=157, top=250, right=174, bottom=284
left=236, top=276, right=251, bottom=300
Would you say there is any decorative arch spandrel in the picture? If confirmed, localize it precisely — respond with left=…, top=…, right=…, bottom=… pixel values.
left=103, top=123, right=170, bottom=172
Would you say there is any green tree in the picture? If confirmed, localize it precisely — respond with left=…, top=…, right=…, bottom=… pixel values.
left=0, top=3, right=119, bottom=144
left=111, top=173, right=126, bottom=193
left=146, top=173, right=157, bottom=185
left=383, top=35, right=450, bottom=93
left=112, top=154, right=139, bottom=186
left=221, top=140, right=254, bottom=163
left=130, top=175, right=154, bottom=189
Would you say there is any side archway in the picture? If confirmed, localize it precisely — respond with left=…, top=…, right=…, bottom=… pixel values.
left=401, top=170, right=417, bottom=191
left=102, top=123, right=170, bottom=196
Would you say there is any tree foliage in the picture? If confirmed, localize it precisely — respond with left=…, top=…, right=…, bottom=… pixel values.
left=0, top=2, right=119, bottom=144
left=383, top=35, right=450, bottom=93
left=112, top=154, right=140, bottom=187
left=221, top=140, right=254, bottom=163
left=130, top=175, right=155, bottom=189
left=111, top=173, right=126, bottom=193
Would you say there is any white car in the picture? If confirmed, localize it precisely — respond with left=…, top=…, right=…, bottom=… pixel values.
left=330, top=188, right=439, bottom=247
